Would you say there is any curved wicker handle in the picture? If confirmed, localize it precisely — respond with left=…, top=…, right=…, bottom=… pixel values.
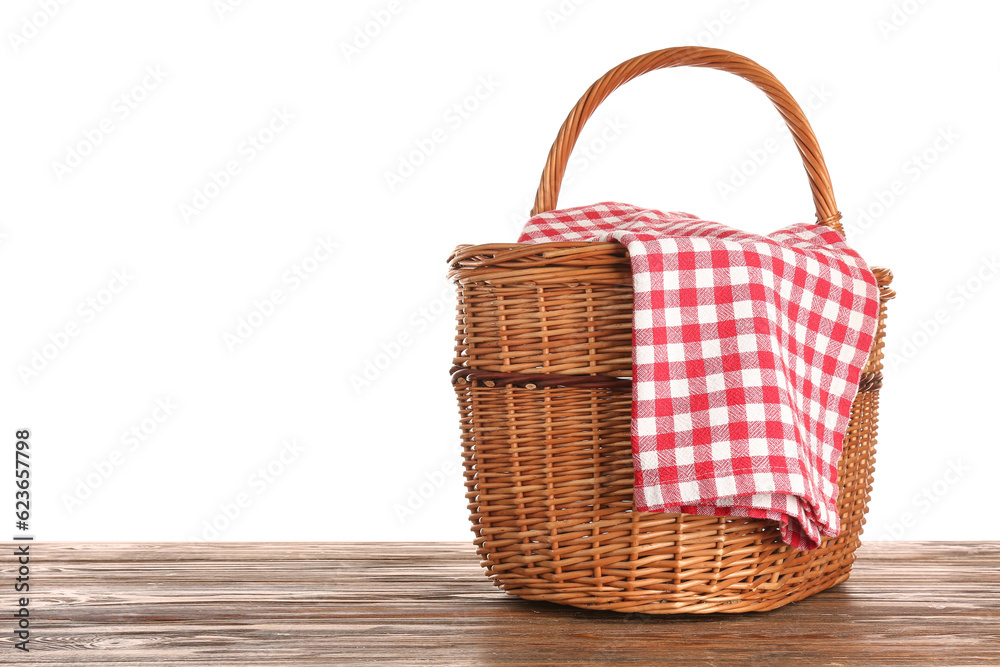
left=532, top=46, right=844, bottom=235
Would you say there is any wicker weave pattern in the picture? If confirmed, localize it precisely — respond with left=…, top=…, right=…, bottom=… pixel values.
left=451, top=247, right=892, bottom=612
left=448, top=47, right=893, bottom=613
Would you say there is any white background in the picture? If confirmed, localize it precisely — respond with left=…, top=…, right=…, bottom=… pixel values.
left=2, top=0, right=997, bottom=542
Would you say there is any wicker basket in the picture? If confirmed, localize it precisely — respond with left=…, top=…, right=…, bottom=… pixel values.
left=448, top=47, right=894, bottom=613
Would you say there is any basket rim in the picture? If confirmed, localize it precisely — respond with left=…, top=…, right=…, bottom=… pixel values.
left=449, top=241, right=894, bottom=292
left=448, top=240, right=623, bottom=267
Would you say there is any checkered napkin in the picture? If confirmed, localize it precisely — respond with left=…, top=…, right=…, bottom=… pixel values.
left=518, top=203, right=880, bottom=550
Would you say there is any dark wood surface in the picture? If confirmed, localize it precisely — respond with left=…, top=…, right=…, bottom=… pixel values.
left=2, top=541, right=997, bottom=665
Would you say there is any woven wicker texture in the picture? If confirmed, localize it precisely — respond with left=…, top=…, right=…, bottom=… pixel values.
left=449, top=47, right=893, bottom=613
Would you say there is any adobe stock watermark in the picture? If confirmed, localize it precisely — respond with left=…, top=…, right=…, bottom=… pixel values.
left=16, top=268, right=134, bottom=385
left=60, top=398, right=179, bottom=514
left=507, top=115, right=628, bottom=236
left=716, top=84, right=834, bottom=202
left=876, top=0, right=932, bottom=40
left=224, top=234, right=338, bottom=351
left=51, top=65, right=168, bottom=183
left=843, top=126, right=958, bottom=239
left=885, top=253, right=998, bottom=373
left=685, top=0, right=756, bottom=47
left=350, top=281, right=452, bottom=394
left=190, top=438, right=305, bottom=541
left=178, top=106, right=295, bottom=223
left=213, top=0, right=249, bottom=20
left=384, top=75, right=500, bottom=192
left=563, top=116, right=628, bottom=185
left=394, top=451, right=463, bottom=523
left=340, top=0, right=412, bottom=63
left=877, top=459, right=970, bottom=540
left=544, top=0, right=590, bottom=30
left=7, top=0, right=72, bottom=54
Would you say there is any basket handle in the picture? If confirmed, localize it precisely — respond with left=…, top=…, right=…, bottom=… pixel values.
left=531, top=46, right=844, bottom=236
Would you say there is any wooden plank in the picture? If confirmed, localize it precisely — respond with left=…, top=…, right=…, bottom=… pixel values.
left=1, top=542, right=997, bottom=665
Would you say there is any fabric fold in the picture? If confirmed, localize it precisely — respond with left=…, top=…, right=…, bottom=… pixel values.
left=518, top=202, right=880, bottom=550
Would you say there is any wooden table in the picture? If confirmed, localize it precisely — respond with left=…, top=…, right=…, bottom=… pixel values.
left=3, top=541, right=997, bottom=665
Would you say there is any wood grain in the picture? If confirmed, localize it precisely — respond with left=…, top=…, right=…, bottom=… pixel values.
left=2, top=541, right=997, bottom=665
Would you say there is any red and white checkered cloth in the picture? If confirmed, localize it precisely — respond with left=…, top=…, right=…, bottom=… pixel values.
left=518, top=203, right=880, bottom=550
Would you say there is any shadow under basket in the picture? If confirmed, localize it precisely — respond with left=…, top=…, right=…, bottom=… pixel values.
left=447, top=46, right=895, bottom=614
